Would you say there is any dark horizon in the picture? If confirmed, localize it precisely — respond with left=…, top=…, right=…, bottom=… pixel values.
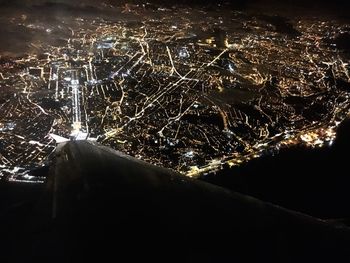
left=1, top=0, right=349, bottom=19
left=1, top=0, right=349, bottom=7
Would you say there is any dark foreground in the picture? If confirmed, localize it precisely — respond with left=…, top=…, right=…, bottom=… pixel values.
left=1, top=140, right=350, bottom=262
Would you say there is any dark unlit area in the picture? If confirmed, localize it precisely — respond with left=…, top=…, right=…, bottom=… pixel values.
left=203, top=119, right=350, bottom=220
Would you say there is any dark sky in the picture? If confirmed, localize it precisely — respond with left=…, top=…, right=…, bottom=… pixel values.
left=0, top=0, right=349, bottom=6
left=0, top=0, right=349, bottom=19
